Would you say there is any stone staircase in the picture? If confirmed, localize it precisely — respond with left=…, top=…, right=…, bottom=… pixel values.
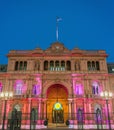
left=48, top=123, right=68, bottom=128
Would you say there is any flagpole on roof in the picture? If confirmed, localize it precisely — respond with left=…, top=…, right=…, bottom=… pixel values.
left=56, top=17, right=62, bottom=41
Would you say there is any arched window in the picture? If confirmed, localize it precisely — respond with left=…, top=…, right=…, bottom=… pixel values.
left=66, top=61, right=71, bottom=70
left=14, top=80, right=24, bottom=95
left=92, top=61, right=95, bottom=70
left=44, top=61, right=48, bottom=70
left=96, top=61, right=100, bottom=70
left=61, top=61, right=65, bottom=71
left=50, top=61, right=54, bottom=71
left=19, top=61, right=23, bottom=70
left=92, top=81, right=100, bottom=95
left=55, top=61, right=59, bottom=71
left=94, top=104, right=102, bottom=121
left=15, top=61, right=18, bottom=71
left=87, top=61, right=91, bottom=70
left=24, top=61, right=27, bottom=70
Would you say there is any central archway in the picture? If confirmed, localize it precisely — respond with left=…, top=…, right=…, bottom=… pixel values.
left=47, top=84, right=68, bottom=123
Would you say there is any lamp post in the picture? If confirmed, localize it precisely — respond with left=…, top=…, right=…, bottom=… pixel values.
left=100, top=91, right=112, bottom=130
left=0, top=92, right=13, bottom=130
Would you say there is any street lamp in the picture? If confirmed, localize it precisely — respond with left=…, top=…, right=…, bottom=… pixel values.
left=100, top=91, right=112, bottom=130
left=0, top=92, right=13, bottom=130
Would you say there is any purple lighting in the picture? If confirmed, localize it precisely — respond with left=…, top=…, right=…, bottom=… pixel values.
left=32, top=77, right=41, bottom=95
left=32, top=84, right=41, bottom=95
left=14, top=80, right=26, bottom=95
left=92, top=81, right=101, bottom=95
left=0, top=82, right=2, bottom=92
left=75, top=84, right=83, bottom=95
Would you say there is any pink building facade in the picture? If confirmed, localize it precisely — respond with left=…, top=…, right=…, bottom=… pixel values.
left=0, top=42, right=114, bottom=129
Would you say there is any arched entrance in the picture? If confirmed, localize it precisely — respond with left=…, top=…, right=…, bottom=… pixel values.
left=7, top=104, right=22, bottom=130
left=47, top=84, right=68, bottom=123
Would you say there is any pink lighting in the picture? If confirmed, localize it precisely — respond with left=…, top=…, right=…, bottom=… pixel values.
left=0, top=82, right=2, bottom=92
left=32, top=77, right=42, bottom=95
left=14, top=80, right=26, bottom=95
left=75, top=84, right=83, bottom=95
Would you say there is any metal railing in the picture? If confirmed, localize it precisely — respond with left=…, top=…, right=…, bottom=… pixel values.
left=0, top=111, right=113, bottom=130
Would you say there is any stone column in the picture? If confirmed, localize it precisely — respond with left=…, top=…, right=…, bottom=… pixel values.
left=38, top=100, right=42, bottom=121
left=40, top=60, right=43, bottom=71
left=68, top=99, right=72, bottom=120
left=41, top=101, right=44, bottom=119
left=43, top=99, right=47, bottom=119
left=28, top=98, right=31, bottom=124
left=71, top=59, right=75, bottom=71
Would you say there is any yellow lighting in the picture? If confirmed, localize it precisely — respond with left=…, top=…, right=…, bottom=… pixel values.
left=9, top=92, right=13, bottom=97
left=5, top=92, right=8, bottom=97
left=100, top=92, right=104, bottom=97
left=0, top=92, right=13, bottom=98
left=105, top=91, right=108, bottom=97
left=54, top=102, right=62, bottom=110
left=109, top=92, right=112, bottom=97
left=0, top=92, right=4, bottom=97
left=100, top=91, right=113, bottom=98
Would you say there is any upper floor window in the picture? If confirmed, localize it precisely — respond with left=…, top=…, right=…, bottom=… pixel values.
left=14, top=61, right=27, bottom=71
left=50, top=61, right=54, bottom=71
left=96, top=61, right=100, bottom=70
left=24, top=61, right=27, bottom=70
left=19, top=61, right=23, bottom=70
left=44, top=61, right=48, bottom=70
left=61, top=61, right=65, bottom=71
left=55, top=61, right=59, bottom=71
left=44, top=60, right=71, bottom=71
left=15, top=61, right=18, bottom=71
left=87, top=61, right=100, bottom=71
left=66, top=61, right=71, bottom=70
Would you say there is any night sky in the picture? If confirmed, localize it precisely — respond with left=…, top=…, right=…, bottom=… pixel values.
left=0, top=0, right=114, bottom=64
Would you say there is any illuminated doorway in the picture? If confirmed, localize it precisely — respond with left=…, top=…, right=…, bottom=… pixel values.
left=52, top=102, right=64, bottom=123
left=47, top=84, right=68, bottom=123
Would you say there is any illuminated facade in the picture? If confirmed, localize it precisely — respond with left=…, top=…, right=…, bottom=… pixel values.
left=0, top=42, right=114, bottom=129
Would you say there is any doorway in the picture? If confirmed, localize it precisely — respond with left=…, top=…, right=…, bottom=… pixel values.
left=47, top=84, right=68, bottom=123
left=52, top=102, right=64, bottom=123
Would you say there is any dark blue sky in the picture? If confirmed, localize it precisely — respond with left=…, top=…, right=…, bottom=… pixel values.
left=0, top=0, right=114, bottom=64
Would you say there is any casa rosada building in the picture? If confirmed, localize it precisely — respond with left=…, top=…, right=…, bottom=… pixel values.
left=0, top=41, right=114, bottom=129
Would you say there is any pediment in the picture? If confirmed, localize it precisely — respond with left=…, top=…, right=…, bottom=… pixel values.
left=32, top=47, right=43, bottom=54
left=45, top=42, right=70, bottom=54
left=71, top=47, right=82, bottom=54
